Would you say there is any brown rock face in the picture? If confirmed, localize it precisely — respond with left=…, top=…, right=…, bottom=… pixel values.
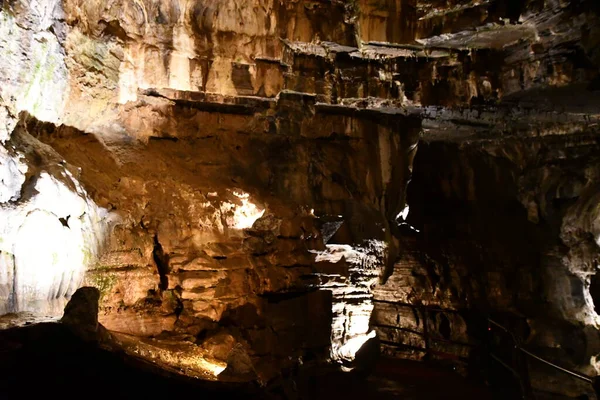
left=1, top=0, right=600, bottom=396
left=61, top=286, right=101, bottom=342
left=21, top=92, right=416, bottom=381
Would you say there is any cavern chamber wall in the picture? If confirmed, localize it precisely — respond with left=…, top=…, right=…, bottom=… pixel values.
left=1, top=0, right=600, bottom=397
left=373, top=129, right=600, bottom=398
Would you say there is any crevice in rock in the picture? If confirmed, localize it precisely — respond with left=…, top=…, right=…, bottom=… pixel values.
left=58, top=216, right=70, bottom=228
left=438, top=313, right=451, bottom=340
left=259, top=290, right=317, bottom=304
left=99, top=19, right=129, bottom=42
left=149, top=136, right=179, bottom=143
left=590, top=272, right=600, bottom=314
left=152, top=234, right=169, bottom=292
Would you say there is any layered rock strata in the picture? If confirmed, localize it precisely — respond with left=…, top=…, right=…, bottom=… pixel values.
left=0, top=0, right=599, bottom=394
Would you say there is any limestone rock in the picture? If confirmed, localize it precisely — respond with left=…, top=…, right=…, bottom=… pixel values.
left=0, top=0, right=599, bottom=395
left=219, top=343, right=257, bottom=381
left=61, top=286, right=100, bottom=341
left=0, top=121, right=111, bottom=316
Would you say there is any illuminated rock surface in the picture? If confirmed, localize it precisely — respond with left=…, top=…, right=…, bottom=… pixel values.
left=0, top=123, right=110, bottom=316
left=0, top=0, right=599, bottom=398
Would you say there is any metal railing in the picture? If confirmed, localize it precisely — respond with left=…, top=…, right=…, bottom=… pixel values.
left=374, top=300, right=597, bottom=398
left=487, top=317, right=594, bottom=399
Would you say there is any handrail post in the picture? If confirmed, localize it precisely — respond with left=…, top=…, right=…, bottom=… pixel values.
left=519, top=350, right=533, bottom=399
left=512, top=338, right=529, bottom=399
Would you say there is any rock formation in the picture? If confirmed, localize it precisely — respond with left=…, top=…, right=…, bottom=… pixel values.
left=0, top=0, right=599, bottom=397
left=61, top=286, right=101, bottom=341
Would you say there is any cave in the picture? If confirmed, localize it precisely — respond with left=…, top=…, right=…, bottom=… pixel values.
left=1, top=0, right=600, bottom=399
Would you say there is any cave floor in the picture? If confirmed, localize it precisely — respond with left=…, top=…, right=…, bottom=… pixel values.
left=297, top=357, right=493, bottom=400
left=0, top=320, right=494, bottom=400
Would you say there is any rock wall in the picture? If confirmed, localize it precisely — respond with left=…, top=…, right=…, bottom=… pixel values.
left=23, top=90, right=418, bottom=379
left=373, top=133, right=600, bottom=397
left=0, top=118, right=110, bottom=315
left=0, top=0, right=69, bottom=139
left=1, top=0, right=600, bottom=393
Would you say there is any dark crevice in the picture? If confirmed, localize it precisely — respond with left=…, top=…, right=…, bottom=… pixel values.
left=590, top=272, right=600, bottom=314
left=259, top=289, right=318, bottom=303
left=100, top=19, right=130, bottom=41
left=59, top=216, right=70, bottom=228
left=152, top=234, right=170, bottom=291
left=439, top=313, right=451, bottom=340
left=149, top=136, right=179, bottom=142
